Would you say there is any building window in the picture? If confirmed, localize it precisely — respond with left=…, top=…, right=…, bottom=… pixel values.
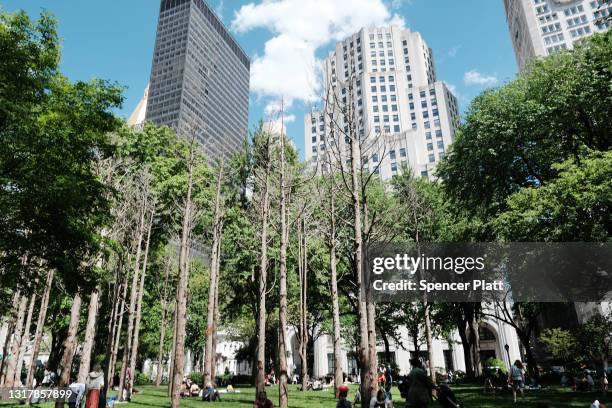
left=394, top=125, right=400, bottom=132
left=400, top=148, right=406, bottom=157
left=428, top=153, right=435, bottom=163
left=390, top=150, right=396, bottom=160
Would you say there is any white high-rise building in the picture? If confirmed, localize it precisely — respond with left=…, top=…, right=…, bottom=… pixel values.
left=304, top=26, right=460, bottom=180
left=504, top=0, right=612, bottom=71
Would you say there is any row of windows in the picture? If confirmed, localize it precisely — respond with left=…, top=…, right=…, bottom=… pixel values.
left=542, top=22, right=561, bottom=33
left=544, top=33, right=565, bottom=45
left=570, top=25, right=592, bottom=37
left=547, top=43, right=567, bottom=54
left=564, top=4, right=585, bottom=16
left=539, top=12, right=559, bottom=24
left=567, top=14, right=589, bottom=27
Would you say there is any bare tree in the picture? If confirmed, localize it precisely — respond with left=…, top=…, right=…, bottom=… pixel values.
left=254, top=130, right=273, bottom=396
left=204, top=162, right=225, bottom=386
left=26, top=269, right=54, bottom=386
left=4, top=293, right=27, bottom=387
left=13, top=286, right=36, bottom=386
left=156, top=254, right=173, bottom=387
left=77, top=286, right=101, bottom=382
left=55, top=292, right=82, bottom=408
left=170, top=137, right=199, bottom=408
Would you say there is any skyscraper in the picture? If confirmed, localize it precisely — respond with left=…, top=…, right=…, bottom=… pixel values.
left=504, top=0, right=611, bottom=71
left=304, top=26, right=460, bottom=180
left=145, top=0, right=250, bottom=157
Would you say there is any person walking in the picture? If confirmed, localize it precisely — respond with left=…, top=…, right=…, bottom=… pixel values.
left=510, top=360, right=525, bottom=403
left=404, top=358, right=436, bottom=408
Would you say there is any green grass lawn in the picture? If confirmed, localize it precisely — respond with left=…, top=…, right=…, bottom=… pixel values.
left=1, top=384, right=609, bottom=407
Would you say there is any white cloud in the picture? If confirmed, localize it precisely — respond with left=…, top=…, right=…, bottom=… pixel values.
left=464, top=70, right=498, bottom=86
left=214, top=0, right=224, bottom=17
left=447, top=45, right=461, bottom=58
left=232, top=0, right=405, bottom=106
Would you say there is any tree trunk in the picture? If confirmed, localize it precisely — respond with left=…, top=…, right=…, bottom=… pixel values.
left=0, top=292, right=20, bottom=386
left=204, top=164, right=224, bottom=386
left=109, top=279, right=128, bottom=389
left=329, top=193, right=343, bottom=394
left=127, top=209, right=154, bottom=393
left=119, top=198, right=147, bottom=400
left=298, top=216, right=309, bottom=392
left=55, top=292, right=82, bottom=408
left=456, top=319, right=474, bottom=378
left=423, top=300, right=436, bottom=381
left=27, top=270, right=54, bottom=387
left=255, top=139, right=272, bottom=396
left=168, top=299, right=178, bottom=396
left=468, top=317, right=481, bottom=377
left=14, top=289, right=36, bottom=386
left=170, top=154, right=194, bottom=408
left=103, top=277, right=122, bottom=397
left=278, top=130, right=289, bottom=408
left=4, top=294, right=27, bottom=387
left=156, top=259, right=172, bottom=387
left=77, top=287, right=101, bottom=382
left=347, top=113, right=371, bottom=408
left=210, top=236, right=222, bottom=382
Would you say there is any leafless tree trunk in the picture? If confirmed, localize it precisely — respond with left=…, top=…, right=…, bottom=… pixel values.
left=55, top=292, right=82, bottom=408
left=127, top=208, right=154, bottom=393
left=297, top=215, right=309, bottom=392
left=119, top=192, right=148, bottom=400
left=109, top=278, right=128, bottom=388
left=171, top=145, right=196, bottom=408
left=13, top=289, right=36, bottom=386
left=255, top=134, right=273, bottom=396
left=204, top=163, right=224, bottom=386
left=211, top=256, right=220, bottom=382
left=4, top=294, right=27, bottom=387
left=0, top=292, right=20, bottom=385
left=278, top=125, right=289, bottom=408
left=328, top=190, right=344, bottom=393
left=77, top=286, right=101, bottom=383
left=156, top=257, right=172, bottom=387
left=168, top=299, right=178, bottom=396
left=27, top=270, right=54, bottom=387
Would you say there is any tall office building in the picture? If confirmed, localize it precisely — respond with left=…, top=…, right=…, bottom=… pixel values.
left=304, top=26, right=460, bottom=180
left=504, top=0, right=611, bottom=71
left=145, top=0, right=250, bottom=157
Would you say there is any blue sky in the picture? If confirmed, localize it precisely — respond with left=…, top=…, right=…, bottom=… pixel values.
left=2, top=0, right=518, bottom=158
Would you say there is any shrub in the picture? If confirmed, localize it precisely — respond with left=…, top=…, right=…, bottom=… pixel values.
left=134, top=371, right=152, bottom=386
left=189, top=371, right=204, bottom=385
left=484, top=357, right=508, bottom=373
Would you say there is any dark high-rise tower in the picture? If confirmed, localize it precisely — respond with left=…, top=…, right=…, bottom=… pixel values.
left=146, top=0, right=250, bottom=157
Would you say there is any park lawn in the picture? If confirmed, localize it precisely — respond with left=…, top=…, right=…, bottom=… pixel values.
left=1, top=384, right=608, bottom=407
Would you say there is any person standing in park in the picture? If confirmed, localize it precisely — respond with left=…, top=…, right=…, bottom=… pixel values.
left=85, top=364, right=104, bottom=408
left=337, top=384, right=352, bottom=408
left=510, top=360, right=525, bottom=403
left=404, top=358, right=436, bottom=408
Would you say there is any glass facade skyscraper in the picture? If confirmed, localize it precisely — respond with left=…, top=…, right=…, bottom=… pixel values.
left=146, top=0, right=250, bottom=157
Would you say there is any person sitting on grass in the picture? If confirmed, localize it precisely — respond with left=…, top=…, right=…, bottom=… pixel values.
left=203, top=382, right=220, bottom=402
left=253, top=390, right=274, bottom=408
left=510, top=360, right=525, bottom=403
left=369, top=389, right=386, bottom=408
left=337, top=384, right=352, bottom=408
left=591, top=400, right=607, bottom=408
